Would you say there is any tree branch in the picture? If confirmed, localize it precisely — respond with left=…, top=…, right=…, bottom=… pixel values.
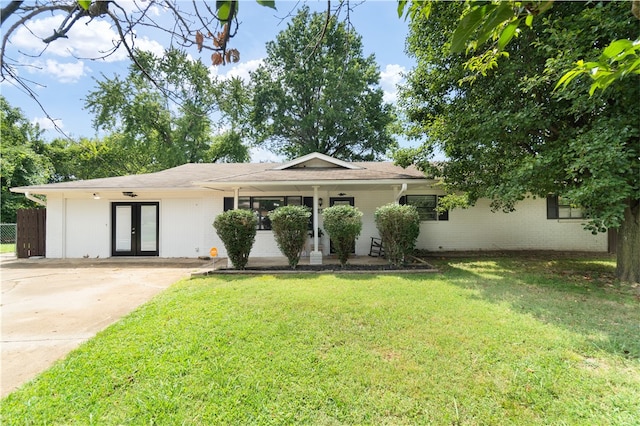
left=0, top=4, right=75, bottom=75
left=0, top=1, right=23, bottom=26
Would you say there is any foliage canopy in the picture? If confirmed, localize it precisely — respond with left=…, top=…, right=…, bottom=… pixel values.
left=250, top=7, right=397, bottom=161
left=396, top=1, right=639, bottom=281
left=0, top=96, right=51, bottom=222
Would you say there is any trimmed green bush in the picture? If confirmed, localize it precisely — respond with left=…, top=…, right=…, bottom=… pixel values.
left=374, top=203, right=421, bottom=267
left=270, top=205, right=311, bottom=269
left=322, top=205, right=363, bottom=267
left=213, top=209, right=257, bottom=270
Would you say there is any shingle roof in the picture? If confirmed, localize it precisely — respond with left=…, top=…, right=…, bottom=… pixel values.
left=11, top=160, right=428, bottom=193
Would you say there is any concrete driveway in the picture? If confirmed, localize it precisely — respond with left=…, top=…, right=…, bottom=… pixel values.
left=1, top=255, right=211, bottom=398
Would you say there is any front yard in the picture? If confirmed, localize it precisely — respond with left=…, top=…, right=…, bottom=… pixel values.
left=1, top=255, right=638, bottom=424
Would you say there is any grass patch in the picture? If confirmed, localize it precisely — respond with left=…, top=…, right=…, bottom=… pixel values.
left=2, top=255, right=639, bottom=424
left=0, top=243, right=15, bottom=253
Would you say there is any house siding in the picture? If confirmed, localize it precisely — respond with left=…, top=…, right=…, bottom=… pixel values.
left=64, top=198, right=111, bottom=258
left=413, top=197, right=606, bottom=252
left=41, top=189, right=606, bottom=259
left=44, top=195, right=64, bottom=258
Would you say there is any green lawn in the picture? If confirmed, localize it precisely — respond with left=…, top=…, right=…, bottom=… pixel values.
left=2, top=255, right=638, bottom=425
left=0, top=243, right=15, bottom=253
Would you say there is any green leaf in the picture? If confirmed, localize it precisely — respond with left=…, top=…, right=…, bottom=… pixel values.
left=256, top=0, right=276, bottom=10
left=497, top=18, right=520, bottom=51
left=555, top=68, right=582, bottom=91
left=475, top=3, right=515, bottom=48
left=77, top=0, right=91, bottom=10
left=601, top=39, right=633, bottom=60
left=216, top=1, right=232, bottom=21
left=525, top=14, right=534, bottom=28
left=397, top=0, right=408, bottom=19
left=451, top=5, right=495, bottom=53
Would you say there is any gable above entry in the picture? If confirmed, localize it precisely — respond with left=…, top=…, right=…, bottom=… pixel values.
left=272, top=152, right=364, bottom=170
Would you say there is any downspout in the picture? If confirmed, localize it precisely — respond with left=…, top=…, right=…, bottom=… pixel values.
left=394, top=183, right=407, bottom=204
left=25, top=191, right=46, bottom=207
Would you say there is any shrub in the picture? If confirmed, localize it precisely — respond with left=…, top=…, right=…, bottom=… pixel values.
left=374, top=203, right=421, bottom=267
left=322, top=205, right=363, bottom=267
left=270, top=205, right=311, bottom=269
left=213, top=209, right=257, bottom=270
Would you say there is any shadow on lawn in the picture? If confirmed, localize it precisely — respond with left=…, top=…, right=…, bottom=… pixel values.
left=424, top=254, right=639, bottom=359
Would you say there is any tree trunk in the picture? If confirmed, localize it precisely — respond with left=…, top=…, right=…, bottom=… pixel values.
left=616, top=199, right=640, bottom=283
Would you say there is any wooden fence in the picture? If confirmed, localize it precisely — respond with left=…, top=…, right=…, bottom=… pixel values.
left=17, top=208, right=46, bottom=258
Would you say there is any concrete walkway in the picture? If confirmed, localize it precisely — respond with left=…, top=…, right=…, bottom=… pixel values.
left=1, top=255, right=211, bottom=398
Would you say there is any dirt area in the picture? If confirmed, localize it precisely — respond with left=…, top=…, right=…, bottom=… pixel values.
left=0, top=256, right=211, bottom=398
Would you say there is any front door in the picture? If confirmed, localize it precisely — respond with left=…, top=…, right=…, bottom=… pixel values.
left=329, top=197, right=355, bottom=254
left=111, top=202, right=159, bottom=256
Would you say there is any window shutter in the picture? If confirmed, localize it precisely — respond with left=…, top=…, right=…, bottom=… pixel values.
left=223, top=197, right=234, bottom=212
left=546, top=195, right=558, bottom=219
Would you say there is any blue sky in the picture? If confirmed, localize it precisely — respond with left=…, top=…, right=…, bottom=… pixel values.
left=2, top=1, right=417, bottom=162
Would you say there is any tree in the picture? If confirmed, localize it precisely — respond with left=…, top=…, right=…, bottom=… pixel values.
left=397, top=0, right=640, bottom=94
left=1, top=1, right=263, bottom=106
left=0, top=96, right=52, bottom=222
left=250, top=6, right=397, bottom=161
left=44, top=135, right=152, bottom=182
left=85, top=48, right=249, bottom=172
left=207, top=76, right=254, bottom=164
left=396, top=2, right=640, bottom=282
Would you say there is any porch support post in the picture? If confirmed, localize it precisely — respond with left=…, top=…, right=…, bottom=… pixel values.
left=233, top=187, right=239, bottom=209
left=310, top=185, right=323, bottom=265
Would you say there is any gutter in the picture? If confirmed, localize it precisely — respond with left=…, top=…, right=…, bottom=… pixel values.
left=25, top=191, right=46, bottom=207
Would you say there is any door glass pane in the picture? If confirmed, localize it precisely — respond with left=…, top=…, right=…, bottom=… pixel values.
left=140, top=205, right=157, bottom=251
left=115, top=206, right=132, bottom=252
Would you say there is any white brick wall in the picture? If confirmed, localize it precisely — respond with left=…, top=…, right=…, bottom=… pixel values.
left=414, top=197, right=607, bottom=252
left=44, top=189, right=607, bottom=258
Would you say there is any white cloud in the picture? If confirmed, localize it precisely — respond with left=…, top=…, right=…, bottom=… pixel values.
left=210, top=59, right=263, bottom=82
left=32, top=116, right=63, bottom=131
left=30, top=59, right=89, bottom=83
left=379, top=63, right=406, bottom=104
left=11, top=14, right=165, bottom=64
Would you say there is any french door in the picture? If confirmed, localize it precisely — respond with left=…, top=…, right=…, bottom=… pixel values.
left=111, top=202, right=159, bottom=256
left=329, top=197, right=355, bottom=254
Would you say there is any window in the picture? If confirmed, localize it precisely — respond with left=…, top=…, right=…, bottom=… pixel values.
left=400, top=195, right=449, bottom=221
left=224, top=196, right=304, bottom=230
left=547, top=195, right=584, bottom=219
